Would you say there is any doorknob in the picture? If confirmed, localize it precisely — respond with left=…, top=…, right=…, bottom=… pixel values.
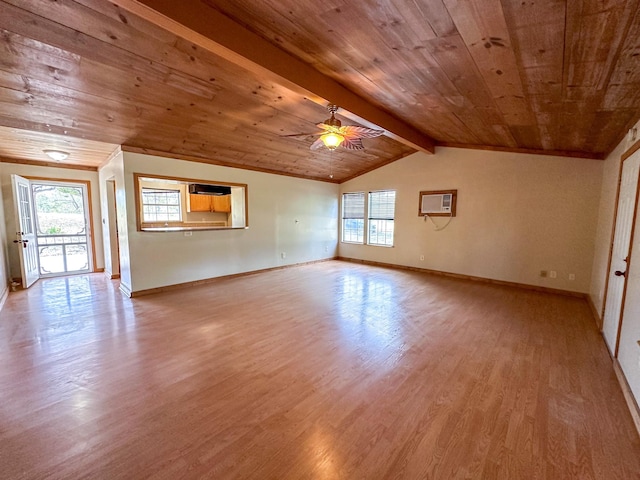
left=614, top=270, right=626, bottom=277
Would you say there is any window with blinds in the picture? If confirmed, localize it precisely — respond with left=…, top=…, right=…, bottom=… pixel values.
left=341, top=190, right=396, bottom=247
left=342, top=192, right=365, bottom=243
left=368, top=190, right=396, bottom=246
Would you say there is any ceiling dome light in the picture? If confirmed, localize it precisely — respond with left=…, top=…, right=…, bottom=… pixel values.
left=43, top=150, right=70, bottom=161
left=320, top=132, right=344, bottom=150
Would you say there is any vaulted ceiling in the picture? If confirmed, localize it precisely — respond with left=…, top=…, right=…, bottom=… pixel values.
left=0, top=0, right=639, bottom=182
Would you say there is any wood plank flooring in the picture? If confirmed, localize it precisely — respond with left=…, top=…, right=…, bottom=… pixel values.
left=0, top=261, right=639, bottom=479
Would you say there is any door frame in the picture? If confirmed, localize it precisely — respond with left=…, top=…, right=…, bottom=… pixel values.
left=106, top=178, right=121, bottom=279
left=25, top=176, right=99, bottom=277
left=601, top=140, right=640, bottom=356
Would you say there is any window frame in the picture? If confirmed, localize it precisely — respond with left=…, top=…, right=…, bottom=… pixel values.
left=140, top=187, right=183, bottom=226
left=133, top=173, right=249, bottom=232
left=367, top=190, right=396, bottom=247
left=341, top=192, right=365, bottom=244
left=341, top=189, right=396, bottom=247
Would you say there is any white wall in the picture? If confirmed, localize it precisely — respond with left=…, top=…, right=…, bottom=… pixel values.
left=0, top=163, right=105, bottom=280
left=340, top=147, right=603, bottom=293
left=107, top=151, right=338, bottom=293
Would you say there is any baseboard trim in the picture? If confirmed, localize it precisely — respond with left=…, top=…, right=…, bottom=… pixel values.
left=119, top=283, right=132, bottom=298
left=613, top=359, right=640, bottom=439
left=104, top=271, right=121, bottom=280
left=337, top=257, right=586, bottom=298
left=587, top=295, right=603, bottom=330
left=129, top=257, right=338, bottom=298
left=94, top=267, right=105, bottom=273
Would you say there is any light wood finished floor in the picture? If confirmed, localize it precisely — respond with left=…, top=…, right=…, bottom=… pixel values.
left=1, top=261, right=639, bottom=479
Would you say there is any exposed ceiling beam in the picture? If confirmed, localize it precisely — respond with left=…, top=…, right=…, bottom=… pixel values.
left=111, top=0, right=435, bottom=155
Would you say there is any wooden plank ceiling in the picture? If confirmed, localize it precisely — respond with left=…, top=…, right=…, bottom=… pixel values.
left=0, top=126, right=118, bottom=169
left=0, top=0, right=639, bottom=182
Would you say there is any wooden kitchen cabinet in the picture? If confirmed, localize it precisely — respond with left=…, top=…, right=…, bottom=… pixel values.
left=188, top=194, right=213, bottom=212
left=212, top=195, right=231, bottom=213
left=188, top=194, right=231, bottom=213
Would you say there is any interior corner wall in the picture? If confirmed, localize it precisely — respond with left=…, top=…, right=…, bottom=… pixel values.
left=339, top=147, right=603, bottom=293
left=121, top=152, right=339, bottom=293
left=0, top=163, right=105, bottom=281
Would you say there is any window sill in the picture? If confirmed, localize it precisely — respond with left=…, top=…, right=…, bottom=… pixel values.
left=340, top=241, right=394, bottom=248
left=140, top=225, right=247, bottom=232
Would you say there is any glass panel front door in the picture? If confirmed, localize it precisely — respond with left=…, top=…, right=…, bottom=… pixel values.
left=31, top=182, right=92, bottom=277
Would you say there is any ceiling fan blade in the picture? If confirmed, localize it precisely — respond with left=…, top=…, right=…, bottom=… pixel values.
left=341, top=125, right=384, bottom=138
left=341, top=138, right=364, bottom=150
left=316, top=123, right=340, bottom=133
left=310, top=138, right=325, bottom=150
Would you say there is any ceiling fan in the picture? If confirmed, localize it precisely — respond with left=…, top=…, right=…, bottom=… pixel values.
left=284, top=104, right=384, bottom=151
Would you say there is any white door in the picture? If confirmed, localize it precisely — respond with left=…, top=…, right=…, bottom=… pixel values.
left=11, top=175, right=40, bottom=288
left=602, top=152, right=640, bottom=355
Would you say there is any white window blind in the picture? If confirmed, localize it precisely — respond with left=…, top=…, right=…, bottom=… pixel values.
left=342, top=192, right=365, bottom=243
left=368, top=190, right=396, bottom=246
left=368, top=190, right=396, bottom=220
left=343, top=193, right=365, bottom=219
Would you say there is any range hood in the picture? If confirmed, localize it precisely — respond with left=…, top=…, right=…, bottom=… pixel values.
left=188, top=184, right=232, bottom=196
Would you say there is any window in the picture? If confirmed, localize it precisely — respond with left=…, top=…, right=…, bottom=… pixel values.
left=141, top=188, right=182, bottom=223
left=341, top=190, right=396, bottom=247
left=368, top=190, right=396, bottom=246
left=342, top=192, right=365, bottom=243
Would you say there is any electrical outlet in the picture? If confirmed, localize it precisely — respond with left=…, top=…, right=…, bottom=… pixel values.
left=540, top=270, right=548, bottom=278
left=569, top=273, right=575, bottom=281
left=550, top=271, right=557, bottom=279
left=325, top=246, right=328, bottom=252
left=184, top=231, right=192, bottom=237
left=281, top=252, right=286, bottom=259
left=420, top=255, right=425, bottom=261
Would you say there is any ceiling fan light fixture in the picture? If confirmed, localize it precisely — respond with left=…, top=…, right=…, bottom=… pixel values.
left=321, top=132, right=344, bottom=150
left=43, top=149, right=70, bottom=161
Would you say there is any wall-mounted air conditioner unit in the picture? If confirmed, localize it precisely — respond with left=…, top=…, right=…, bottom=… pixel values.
left=418, top=189, right=457, bottom=217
